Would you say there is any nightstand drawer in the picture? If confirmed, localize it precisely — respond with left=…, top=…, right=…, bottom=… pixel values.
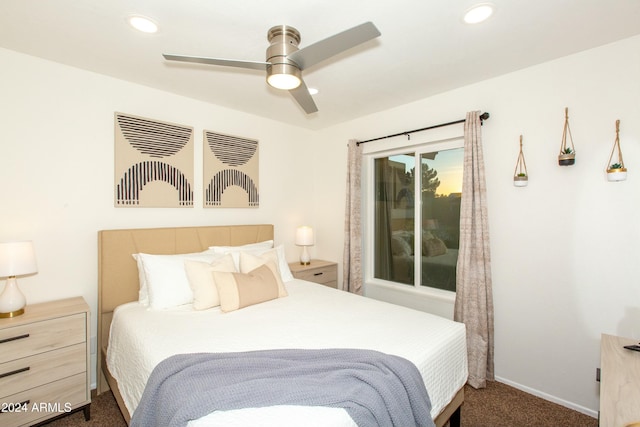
left=0, top=343, right=86, bottom=398
left=1, top=373, right=87, bottom=427
left=289, top=260, right=339, bottom=289
left=294, top=266, right=337, bottom=284
left=0, top=313, right=86, bottom=364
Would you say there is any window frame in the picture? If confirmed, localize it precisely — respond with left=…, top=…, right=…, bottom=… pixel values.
left=362, top=133, right=464, bottom=298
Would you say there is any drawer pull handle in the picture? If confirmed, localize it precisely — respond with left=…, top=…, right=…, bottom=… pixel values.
left=0, top=400, right=30, bottom=414
left=0, top=366, right=30, bottom=379
left=313, top=272, right=324, bottom=276
left=0, top=334, right=30, bottom=345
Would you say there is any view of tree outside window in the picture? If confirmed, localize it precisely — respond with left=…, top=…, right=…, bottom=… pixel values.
left=373, top=147, right=463, bottom=292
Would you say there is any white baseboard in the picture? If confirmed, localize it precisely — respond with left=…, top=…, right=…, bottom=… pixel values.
left=494, top=376, right=598, bottom=419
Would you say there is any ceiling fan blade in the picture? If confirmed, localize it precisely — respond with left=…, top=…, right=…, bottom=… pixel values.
left=289, top=80, right=318, bottom=114
left=287, top=22, right=380, bottom=70
left=163, top=54, right=269, bottom=71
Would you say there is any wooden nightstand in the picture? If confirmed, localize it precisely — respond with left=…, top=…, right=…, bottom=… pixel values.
left=288, top=259, right=338, bottom=288
left=599, top=333, right=640, bottom=427
left=0, top=297, right=91, bottom=427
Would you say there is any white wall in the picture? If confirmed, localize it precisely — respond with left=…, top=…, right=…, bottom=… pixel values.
left=313, top=35, right=640, bottom=416
left=0, top=47, right=316, bottom=386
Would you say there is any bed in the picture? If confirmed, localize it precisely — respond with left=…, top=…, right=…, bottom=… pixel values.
left=97, top=224, right=467, bottom=427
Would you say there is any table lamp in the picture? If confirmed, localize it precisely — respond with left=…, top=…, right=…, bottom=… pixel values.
left=0, top=241, right=38, bottom=318
left=295, top=226, right=314, bottom=265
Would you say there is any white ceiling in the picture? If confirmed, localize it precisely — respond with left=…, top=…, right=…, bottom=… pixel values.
left=2, top=0, right=639, bottom=130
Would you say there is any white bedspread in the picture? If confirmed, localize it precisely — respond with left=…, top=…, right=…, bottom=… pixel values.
left=107, top=279, right=467, bottom=426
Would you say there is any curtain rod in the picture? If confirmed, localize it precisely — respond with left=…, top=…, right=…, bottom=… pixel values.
left=356, top=112, right=490, bottom=145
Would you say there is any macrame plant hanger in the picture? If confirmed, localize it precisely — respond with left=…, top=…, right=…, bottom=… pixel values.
left=513, top=135, right=528, bottom=187
left=606, top=119, right=627, bottom=182
left=558, top=107, right=576, bottom=166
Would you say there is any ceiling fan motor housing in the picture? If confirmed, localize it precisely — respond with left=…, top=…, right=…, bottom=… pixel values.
left=266, top=25, right=302, bottom=89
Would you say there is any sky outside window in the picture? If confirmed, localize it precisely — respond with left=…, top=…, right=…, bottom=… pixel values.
left=390, top=148, right=463, bottom=196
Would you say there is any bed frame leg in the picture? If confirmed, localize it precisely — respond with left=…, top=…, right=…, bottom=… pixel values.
left=448, top=405, right=461, bottom=427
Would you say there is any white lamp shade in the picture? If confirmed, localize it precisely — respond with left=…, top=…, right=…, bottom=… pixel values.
left=0, top=241, right=38, bottom=277
left=295, top=226, right=314, bottom=246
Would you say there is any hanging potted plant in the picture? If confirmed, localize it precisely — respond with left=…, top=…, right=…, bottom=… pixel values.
left=606, top=120, right=627, bottom=182
left=514, top=173, right=528, bottom=186
left=607, top=163, right=627, bottom=181
left=558, top=107, right=576, bottom=166
left=513, top=135, right=528, bottom=187
left=558, top=147, right=575, bottom=166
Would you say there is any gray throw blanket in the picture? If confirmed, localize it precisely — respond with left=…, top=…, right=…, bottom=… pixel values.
left=130, top=348, right=435, bottom=427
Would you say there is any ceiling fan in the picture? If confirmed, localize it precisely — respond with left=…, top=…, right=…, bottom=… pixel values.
left=162, top=22, right=381, bottom=114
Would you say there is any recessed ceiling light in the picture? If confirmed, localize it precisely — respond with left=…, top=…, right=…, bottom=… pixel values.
left=308, top=87, right=319, bottom=95
left=463, top=3, right=494, bottom=24
left=128, top=15, right=158, bottom=33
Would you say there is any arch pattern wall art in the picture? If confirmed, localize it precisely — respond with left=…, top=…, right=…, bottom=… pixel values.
left=203, top=130, right=259, bottom=208
left=114, top=113, right=194, bottom=207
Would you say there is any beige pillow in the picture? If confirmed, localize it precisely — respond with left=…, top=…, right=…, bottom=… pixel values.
left=184, top=254, right=236, bottom=310
left=239, top=251, right=288, bottom=297
left=423, top=238, right=447, bottom=257
left=213, top=260, right=287, bottom=313
left=240, top=251, right=289, bottom=298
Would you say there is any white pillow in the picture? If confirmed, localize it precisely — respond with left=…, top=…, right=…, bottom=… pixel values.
left=239, top=250, right=279, bottom=273
left=209, top=240, right=273, bottom=266
left=135, top=252, right=218, bottom=310
left=210, top=241, right=293, bottom=282
left=132, top=254, right=150, bottom=305
left=209, top=240, right=274, bottom=254
left=272, top=245, right=294, bottom=282
left=133, top=250, right=217, bottom=305
left=184, top=254, right=236, bottom=310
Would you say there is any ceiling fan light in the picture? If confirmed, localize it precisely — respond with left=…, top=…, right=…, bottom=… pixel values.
left=266, top=62, right=302, bottom=90
left=267, top=73, right=301, bottom=90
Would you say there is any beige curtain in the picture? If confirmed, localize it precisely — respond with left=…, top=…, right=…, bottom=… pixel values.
left=343, top=139, right=363, bottom=294
left=454, top=111, right=495, bottom=389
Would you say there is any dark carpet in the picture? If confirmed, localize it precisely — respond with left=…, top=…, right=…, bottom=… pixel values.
left=459, top=381, right=597, bottom=427
left=43, top=381, right=597, bottom=427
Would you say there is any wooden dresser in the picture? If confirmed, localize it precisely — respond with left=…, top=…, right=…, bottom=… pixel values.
left=288, top=259, right=338, bottom=288
left=599, top=333, right=640, bottom=427
left=0, top=297, right=91, bottom=427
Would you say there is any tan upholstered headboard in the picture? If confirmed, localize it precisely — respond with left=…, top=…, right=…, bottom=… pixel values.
left=96, top=224, right=273, bottom=393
